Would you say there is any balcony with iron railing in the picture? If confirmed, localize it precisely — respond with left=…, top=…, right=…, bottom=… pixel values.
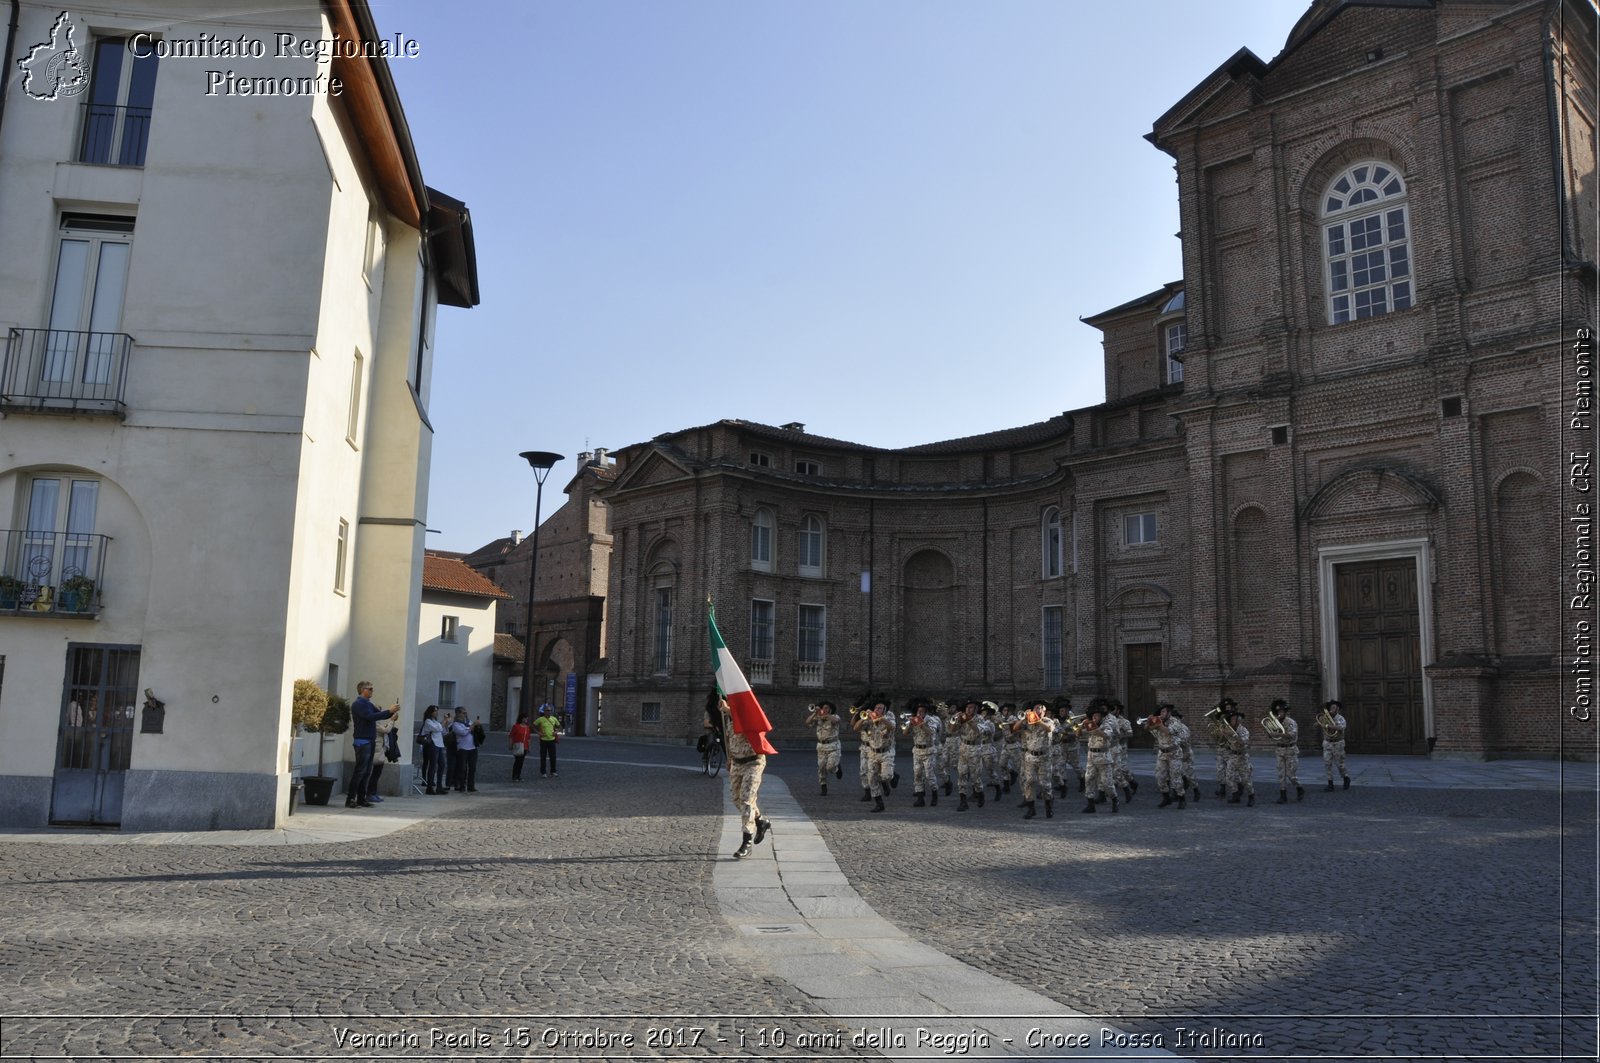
left=0, top=530, right=111, bottom=618
left=79, top=102, right=152, bottom=167
left=1, top=328, right=132, bottom=416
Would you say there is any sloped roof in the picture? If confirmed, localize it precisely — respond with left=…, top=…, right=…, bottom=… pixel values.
left=423, top=554, right=511, bottom=599
left=494, top=633, right=525, bottom=662
left=1081, top=281, right=1183, bottom=326
left=900, top=412, right=1074, bottom=455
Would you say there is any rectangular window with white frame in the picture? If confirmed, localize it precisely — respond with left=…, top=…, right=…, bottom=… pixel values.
left=18, top=475, right=100, bottom=600
left=441, top=615, right=459, bottom=643
left=1042, top=606, right=1065, bottom=689
left=40, top=214, right=135, bottom=405
left=346, top=349, right=364, bottom=448
left=1125, top=512, right=1159, bottom=546
left=1165, top=322, right=1186, bottom=384
left=334, top=519, right=349, bottom=593
left=79, top=37, right=158, bottom=166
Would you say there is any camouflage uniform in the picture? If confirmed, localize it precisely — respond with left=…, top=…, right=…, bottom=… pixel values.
left=908, top=712, right=941, bottom=806
left=939, top=705, right=962, bottom=794
left=1321, top=707, right=1350, bottom=788
left=805, top=708, right=842, bottom=791
left=722, top=706, right=766, bottom=841
left=977, top=708, right=1001, bottom=797
left=1000, top=707, right=1022, bottom=789
left=1150, top=713, right=1183, bottom=804
left=1109, top=707, right=1134, bottom=798
left=1015, top=708, right=1056, bottom=817
left=1082, top=715, right=1118, bottom=811
left=856, top=710, right=897, bottom=808
left=1224, top=718, right=1255, bottom=804
left=1169, top=715, right=1196, bottom=800
left=1271, top=709, right=1302, bottom=801
left=956, top=711, right=992, bottom=808
left=1049, top=709, right=1083, bottom=795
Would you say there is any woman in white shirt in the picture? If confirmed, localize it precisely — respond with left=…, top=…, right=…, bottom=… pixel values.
left=419, top=705, right=447, bottom=795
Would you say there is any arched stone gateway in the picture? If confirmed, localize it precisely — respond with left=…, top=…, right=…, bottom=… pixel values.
left=901, top=549, right=955, bottom=690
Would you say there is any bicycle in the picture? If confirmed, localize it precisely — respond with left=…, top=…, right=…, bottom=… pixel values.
left=700, top=733, right=724, bottom=777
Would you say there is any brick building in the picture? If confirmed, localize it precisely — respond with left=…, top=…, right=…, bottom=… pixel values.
left=596, top=0, right=1595, bottom=758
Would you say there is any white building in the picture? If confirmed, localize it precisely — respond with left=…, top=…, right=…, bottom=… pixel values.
left=0, top=0, right=477, bottom=829
left=416, top=554, right=507, bottom=735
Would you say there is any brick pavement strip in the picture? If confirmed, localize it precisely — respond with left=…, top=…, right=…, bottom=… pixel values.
left=0, top=751, right=872, bottom=1061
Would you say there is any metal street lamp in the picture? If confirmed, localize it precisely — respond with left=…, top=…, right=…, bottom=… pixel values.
left=518, top=450, right=563, bottom=724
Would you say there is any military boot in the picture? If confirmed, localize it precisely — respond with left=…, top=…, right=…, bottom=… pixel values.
left=944, top=781, right=953, bottom=796
left=913, top=793, right=925, bottom=808
left=1078, top=777, right=1086, bottom=794
left=1177, top=793, right=1186, bottom=809
left=754, top=817, right=772, bottom=844
left=820, top=783, right=828, bottom=796
left=1216, top=785, right=1227, bottom=798
left=1276, top=790, right=1288, bottom=804
left=975, top=788, right=985, bottom=808
left=993, top=783, right=1004, bottom=802
left=1343, top=775, right=1351, bottom=790
left=1228, top=791, right=1241, bottom=804
left=1044, top=798, right=1053, bottom=818
left=929, top=788, right=938, bottom=807
left=1158, top=793, right=1172, bottom=808
left=836, top=765, right=843, bottom=779
left=1326, top=780, right=1335, bottom=791
left=733, top=833, right=753, bottom=859
left=1081, top=799, right=1096, bottom=813
left=1247, top=793, right=1255, bottom=807
left=872, top=795, right=885, bottom=813
left=1110, top=794, right=1119, bottom=813
left=1296, top=785, right=1304, bottom=802
left=860, top=788, right=871, bottom=802
left=1023, top=801, right=1036, bottom=820
left=890, top=773, right=900, bottom=789
left=958, top=794, right=969, bottom=811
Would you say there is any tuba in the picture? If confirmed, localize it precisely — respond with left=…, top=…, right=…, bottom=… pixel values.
left=1205, top=705, right=1236, bottom=747
left=1317, top=708, right=1343, bottom=740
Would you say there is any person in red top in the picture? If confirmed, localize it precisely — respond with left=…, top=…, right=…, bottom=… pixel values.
left=508, top=714, right=532, bottom=782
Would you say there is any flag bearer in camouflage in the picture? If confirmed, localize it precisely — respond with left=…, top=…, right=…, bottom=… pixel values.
left=906, top=700, right=941, bottom=807
left=939, top=700, right=961, bottom=796
left=1049, top=698, right=1083, bottom=797
left=1223, top=707, right=1255, bottom=806
left=1081, top=704, right=1118, bottom=813
left=1171, top=709, right=1199, bottom=802
left=1269, top=699, right=1304, bottom=803
left=716, top=693, right=770, bottom=859
left=853, top=699, right=897, bottom=812
left=1320, top=699, right=1351, bottom=791
left=1107, top=700, right=1136, bottom=802
left=805, top=702, right=842, bottom=795
left=955, top=701, right=990, bottom=811
left=977, top=703, right=1003, bottom=802
left=1000, top=703, right=1022, bottom=793
left=1149, top=704, right=1186, bottom=808
left=1014, top=699, right=1057, bottom=819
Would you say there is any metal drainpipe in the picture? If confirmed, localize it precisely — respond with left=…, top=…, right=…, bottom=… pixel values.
left=0, top=2, right=21, bottom=155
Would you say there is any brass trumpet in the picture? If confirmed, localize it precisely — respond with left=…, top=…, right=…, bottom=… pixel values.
left=1261, top=713, right=1287, bottom=738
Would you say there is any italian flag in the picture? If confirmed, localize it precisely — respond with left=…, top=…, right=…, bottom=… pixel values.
left=709, top=604, right=778, bottom=756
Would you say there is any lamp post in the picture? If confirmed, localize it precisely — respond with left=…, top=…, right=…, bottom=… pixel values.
left=518, top=450, right=563, bottom=723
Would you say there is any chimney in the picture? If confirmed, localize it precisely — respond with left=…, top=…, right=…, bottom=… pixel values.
left=781, top=422, right=805, bottom=432
left=593, top=447, right=608, bottom=465
left=510, top=529, right=523, bottom=546
left=577, top=451, right=592, bottom=465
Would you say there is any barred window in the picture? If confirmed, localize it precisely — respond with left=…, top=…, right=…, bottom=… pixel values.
left=1322, top=162, right=1412, bottom=324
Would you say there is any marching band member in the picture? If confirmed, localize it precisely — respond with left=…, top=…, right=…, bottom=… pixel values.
left=1269, top=699, right=1303, bottom=803
left=804, top=701, right=843, bottom=795
left=1081, top=703, right=1119, bottom=813
left=1148, top=703, right=1185, bottom=808
left=1224, top=706, right=1255, bottom=806
left=1000, top=702, right=1022, bottom=793
left=853, top=693, right=873, bottom=802
left=906, top=699, right=941, bottom=807
left=1320, top=699, right=1351, bottom=791
left=1013, top=698, right=1057, bottom=819
left=1049, top=697, right=1084, bottom=797
left=939, top=699, right=962, bottom=797
left=955, top=700, right=990, bottom=811
left=1172, top=708, right=1200, bottom=802
left=978, top=702, right=1003, bottom=802
left=1108, top=699, right=1136, bottom=803
left=852, top=697, right=897, bottom=812
left=1213, top=697, right=1237, bottom=797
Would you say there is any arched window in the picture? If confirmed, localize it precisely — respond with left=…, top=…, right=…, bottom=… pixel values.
left=1042, top=506, right=1062, bottom=578
left=1322, top=162, right=1413, bottom=324
left=750, top=507, right=774, bottom=571
left=798, top=515, right=824, bottom=577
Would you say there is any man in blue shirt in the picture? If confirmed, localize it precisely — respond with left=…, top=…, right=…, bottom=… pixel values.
left=348, top=681, right=398, bottom=809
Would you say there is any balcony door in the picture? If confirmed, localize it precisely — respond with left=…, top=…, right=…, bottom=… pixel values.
left=44, top=215, right=133, bottom=393
left=20, top=477, right=99, bottom=598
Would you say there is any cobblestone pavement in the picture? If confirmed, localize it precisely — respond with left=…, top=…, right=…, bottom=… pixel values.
left=0, top=749, right=872, bottom=1061
left=766, top=750, right=1598, bottom=1062
left=1, top=741, right=1595, bottom=1063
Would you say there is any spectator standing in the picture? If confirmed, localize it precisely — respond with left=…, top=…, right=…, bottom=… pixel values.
left=419, top=705, right=447, bottom=794
left=534, top=706, right=560, bottom=777
left=508, top=714, right=531, bottom=782
left=347, top=682, right=398, bottom=809
left=449, top=708, right=476, bottom=792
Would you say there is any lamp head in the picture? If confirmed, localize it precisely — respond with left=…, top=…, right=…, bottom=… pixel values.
left=520, top=450, right=565, bottom=484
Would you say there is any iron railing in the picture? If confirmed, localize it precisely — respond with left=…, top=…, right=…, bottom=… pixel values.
left=0, top=529, right=111, bottom=617
left=78, top=102, right=152, bottom=167
left=2, top=328, right=132, bottom=414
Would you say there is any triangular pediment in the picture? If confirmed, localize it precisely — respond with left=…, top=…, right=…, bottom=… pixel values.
left=610, top=448, right=694, bottom=493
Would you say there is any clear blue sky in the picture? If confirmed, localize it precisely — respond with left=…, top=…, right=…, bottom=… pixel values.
left=375, top=0, right=1308, bottom=553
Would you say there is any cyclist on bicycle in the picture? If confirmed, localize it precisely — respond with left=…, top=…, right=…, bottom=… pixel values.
left=701, top=696, right=725, bottom=768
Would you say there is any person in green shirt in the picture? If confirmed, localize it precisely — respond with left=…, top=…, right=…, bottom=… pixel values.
left=533, top=705, right=561, bottom=777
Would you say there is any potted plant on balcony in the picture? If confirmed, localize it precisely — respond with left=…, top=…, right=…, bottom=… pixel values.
left=0, top=576, right=21, bottom=610
left=58, top=574, right=96, bottom=614
left=291, top=680, right=351, bottom=805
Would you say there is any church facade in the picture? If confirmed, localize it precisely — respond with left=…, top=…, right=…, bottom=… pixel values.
left=596, top=0, right=1597, bottom=758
